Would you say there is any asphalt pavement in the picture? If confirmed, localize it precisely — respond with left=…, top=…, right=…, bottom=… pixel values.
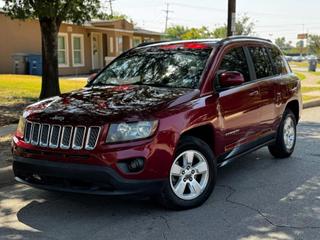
left=1, top=107, right=320, bottom=240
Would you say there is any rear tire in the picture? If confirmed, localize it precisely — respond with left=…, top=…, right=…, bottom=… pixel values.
left=158, top=136, right=217, bottom=210
left=268, top=109, right=297, bottom=158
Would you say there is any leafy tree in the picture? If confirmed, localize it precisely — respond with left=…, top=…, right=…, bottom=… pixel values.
left=296, top=40, right=304, bottom=48
left=95, top=11, right=130, bottom=21
left=275, top=37, right=293, bottom=51
left=165, top=25, right=189, bottom=40
left=235, top=15, right=255, bottom=35
left=181, top=26, right=212, bottom=40
left=275, top=37, right=286, bottom=49
left=4, top=0, right=100, bottom=99
left=308, top=35, right=320, bottom=55
left=212, top=26, right=227, bottom=38
left=165, top=26, right=212, bottom=40
left=212, top=15, right=255, bottom=38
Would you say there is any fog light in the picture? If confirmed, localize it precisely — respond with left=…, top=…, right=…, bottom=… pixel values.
left=117, top=158, right=145, bottom=173
left=128, top=158, right=144, bottom=172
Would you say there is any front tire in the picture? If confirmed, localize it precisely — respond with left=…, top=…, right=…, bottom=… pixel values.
left=268, top=109, right=297, bottom=158
left=159, top=136, right=217, bottom=210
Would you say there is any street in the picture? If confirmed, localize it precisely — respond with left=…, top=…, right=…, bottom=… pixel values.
left=1, top=107, right=320, bottom=240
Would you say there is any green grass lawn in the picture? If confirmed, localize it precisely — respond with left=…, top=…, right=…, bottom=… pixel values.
left=308, top=71, right=320, bottom=76
left=294, top=72, right=306, bottom=81
left=303, top=95, right=320, bottom=102
left=0, top=74, right=86, bottom=105
left=289, top=61, right=320, bottom=69
left=301, top=86, right=320, bottom=93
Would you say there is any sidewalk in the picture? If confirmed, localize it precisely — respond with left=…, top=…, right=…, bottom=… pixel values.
left=0, top=124, right=17, bottom=137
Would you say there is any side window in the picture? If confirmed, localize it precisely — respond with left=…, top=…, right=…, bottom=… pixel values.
left=249, top=47, right=273, bottom=79
left=218, top=47, right=250, bottom=82
left=267, top=47, right=289, bottom=75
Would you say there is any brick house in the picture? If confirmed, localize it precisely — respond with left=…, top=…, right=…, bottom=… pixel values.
left=0, top=11, right=162, bottom=75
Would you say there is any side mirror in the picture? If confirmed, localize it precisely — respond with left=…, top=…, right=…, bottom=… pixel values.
left=219, top=71, right=245, bottom=88
left=87, top=73, right=97, bottom=84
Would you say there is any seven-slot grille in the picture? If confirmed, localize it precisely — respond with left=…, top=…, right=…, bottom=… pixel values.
left=24, top=121, right=101, bottom=150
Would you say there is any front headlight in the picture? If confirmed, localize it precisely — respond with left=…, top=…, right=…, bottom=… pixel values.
left=16, top=116, right=26, bottom=138
left=106, top=121, right=158, bottom=143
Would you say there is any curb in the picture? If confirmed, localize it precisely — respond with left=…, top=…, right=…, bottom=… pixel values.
left=303, top=99, right=320, bottom=109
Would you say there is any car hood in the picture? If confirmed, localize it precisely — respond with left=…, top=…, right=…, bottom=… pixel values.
left=24, top=85, right=199, bottom=125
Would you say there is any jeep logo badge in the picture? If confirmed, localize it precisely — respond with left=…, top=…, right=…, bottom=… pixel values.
left=50, top=116, right=64, bottom=121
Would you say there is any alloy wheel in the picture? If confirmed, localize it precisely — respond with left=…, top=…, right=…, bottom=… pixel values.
left=283, top=116, right=295, bottom=150
left=169, top=150, right=209, bottom=200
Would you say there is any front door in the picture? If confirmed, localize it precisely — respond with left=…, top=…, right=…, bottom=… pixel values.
left=216, top=47, right=262, bottom=156
left=92, top=33, right=102, bottom=70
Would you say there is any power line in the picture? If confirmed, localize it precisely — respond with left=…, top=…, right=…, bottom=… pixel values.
left=170, top=2, right=226, bottom=13
left=168, top=1, right=314, bottom=19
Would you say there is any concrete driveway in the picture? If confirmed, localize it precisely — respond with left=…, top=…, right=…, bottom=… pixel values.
left=1, top=107, right=320, bottom=240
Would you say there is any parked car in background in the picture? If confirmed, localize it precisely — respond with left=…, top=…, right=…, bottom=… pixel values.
left=292, top=56, right=305, bottom=62
left=285, top=55, right=293, bottom=62
left=306, top=55, right=318, bottom=61
left=12, top=36, right=302, bottom=209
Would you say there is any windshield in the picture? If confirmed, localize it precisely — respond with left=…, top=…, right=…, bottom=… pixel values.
left=91, top=44, right=213, bottom=89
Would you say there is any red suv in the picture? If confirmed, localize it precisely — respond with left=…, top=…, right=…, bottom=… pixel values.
left=12, top=36, right=302, bottom=209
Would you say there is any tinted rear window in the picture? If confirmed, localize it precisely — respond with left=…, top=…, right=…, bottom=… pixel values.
left=267, top=47, right=289, bottom=75
left=249, top=47, right=274, bottom=79
left=92, top=44, right=213, bottom=89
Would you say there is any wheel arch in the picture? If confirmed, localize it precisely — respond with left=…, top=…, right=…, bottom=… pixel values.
left=179, top=124, right=216, bottom=155
left=285, top=100, right=300, bottom=123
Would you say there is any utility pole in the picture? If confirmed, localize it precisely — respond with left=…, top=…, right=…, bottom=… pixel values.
left=163, top=3, right=173, bottom=33
left=227, top=0, right=236, bottom=36
left=108, top=0, right=114, bottom=17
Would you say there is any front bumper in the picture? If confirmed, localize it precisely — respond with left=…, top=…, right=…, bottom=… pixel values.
left=13, top=156, right=165, bottom=196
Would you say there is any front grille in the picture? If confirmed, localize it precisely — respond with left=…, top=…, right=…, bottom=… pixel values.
left=40, top=124, right=50, bottom=147
left=31, top=123, right=40, bottom=145
left=49, top=125, right=61, bottom=148
left=85, top=127, right=101, bottom=150
left=24, top=122, right=32, bottom=143
left=24, top=121, right=101, bottom=150
left=72, top=126, right=86, bottom=150
left=60, top=126, right=73, bottom=149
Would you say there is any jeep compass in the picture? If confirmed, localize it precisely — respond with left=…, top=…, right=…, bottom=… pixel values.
left=12, top=36, right=302, bottom=209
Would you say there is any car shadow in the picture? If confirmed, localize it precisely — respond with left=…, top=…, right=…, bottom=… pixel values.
left=1, top=121, right=319, bottom=240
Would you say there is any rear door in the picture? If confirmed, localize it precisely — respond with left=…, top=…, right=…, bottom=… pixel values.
left=266, top=46, right=292, bottom=129
left=216, top=46, right=262, bottom=155
left=246, top=46, right=276, bottom=136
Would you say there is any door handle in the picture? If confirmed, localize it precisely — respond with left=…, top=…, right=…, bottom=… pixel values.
left=248, top=90, right=259, bottom=96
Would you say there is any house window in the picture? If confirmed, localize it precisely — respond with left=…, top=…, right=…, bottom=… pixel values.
left=116, top=36, right=123, bottom=54
left=133, top=37, right=142, bottom=47
left=72, top=34, right=85, bottom=67
left=58, top=33, right=68, bottom=67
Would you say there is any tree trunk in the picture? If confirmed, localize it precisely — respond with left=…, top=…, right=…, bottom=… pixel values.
left=39, top=18, right=61, bottom=99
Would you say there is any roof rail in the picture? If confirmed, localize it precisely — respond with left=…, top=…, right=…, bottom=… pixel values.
left=218, top=36, right=272, bottom=44
left=136, top=40, right=170, bottom=48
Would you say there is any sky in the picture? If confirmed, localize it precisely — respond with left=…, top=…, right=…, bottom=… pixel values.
left=1, top=0, right=320, bottom=44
